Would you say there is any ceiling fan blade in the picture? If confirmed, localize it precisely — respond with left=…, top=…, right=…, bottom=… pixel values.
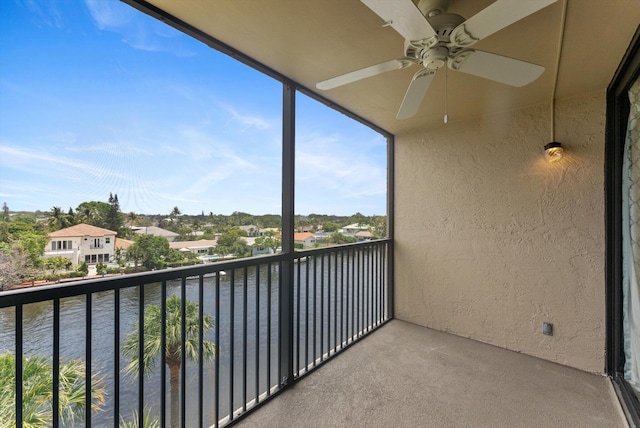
left=397, top=69, right=436, bottom=120
left=450, top=0, right=557, bottom=47
left=316, top=59, right=413, bottom=90
left=450, top=50, right=544, bottom=87
left=361, top=0, right=437, bottom=43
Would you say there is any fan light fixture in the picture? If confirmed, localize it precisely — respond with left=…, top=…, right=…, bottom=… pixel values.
left=544, top=142, right=563, bottom=162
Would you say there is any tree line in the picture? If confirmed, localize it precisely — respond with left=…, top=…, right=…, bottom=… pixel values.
left=0, top=197, right=386, bottom=289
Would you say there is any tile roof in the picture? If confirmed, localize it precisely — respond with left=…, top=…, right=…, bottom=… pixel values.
left=294, top=232, right=315, bottom=241
left=115, top=238, right=134, bottom=250
left=134, top=226, right=178, bottom=237
left=48, top=223, right=117, bottom=238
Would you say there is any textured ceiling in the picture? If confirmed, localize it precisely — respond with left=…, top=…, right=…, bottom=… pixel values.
left=143, top=0, right=640, bottom=135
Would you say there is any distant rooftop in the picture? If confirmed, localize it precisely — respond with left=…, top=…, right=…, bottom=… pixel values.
left=133, top=226, right=178, bottom=238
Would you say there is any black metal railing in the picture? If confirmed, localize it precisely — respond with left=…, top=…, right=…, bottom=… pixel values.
left=0, top=239, right=391, bottom=427
left=292, top=241, right=390, bottom=379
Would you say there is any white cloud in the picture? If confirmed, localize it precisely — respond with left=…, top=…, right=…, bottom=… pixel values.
left=224, top=106, right=273, bottom=131
left=296, top=132, right=387, bottom=199
left=61, top=138, right=153, bottom=157
left=161, top=145, right=187, bottom=156
left=83, top=0, right=133, bottom=29
left=169, top=127, right=262, bottom=196
left=21, top=0, right=65, bottom=29
left=83, top=0, right=195, bottom=56
left=0, top=144, right=126, bottom=182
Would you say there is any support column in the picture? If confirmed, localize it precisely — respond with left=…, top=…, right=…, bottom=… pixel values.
left=279, top=83, right=295, bottom=386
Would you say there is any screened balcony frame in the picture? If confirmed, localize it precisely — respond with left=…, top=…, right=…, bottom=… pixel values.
left=606, top=24, right=640, bottom=426
left=3, top=1, right=396, bottom=426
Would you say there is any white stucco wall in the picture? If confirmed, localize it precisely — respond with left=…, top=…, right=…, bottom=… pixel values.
left=394, top=90, right=606, bottom=373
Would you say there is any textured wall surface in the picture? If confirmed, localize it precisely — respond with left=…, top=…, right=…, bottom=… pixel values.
left=394, top=90, right=606, bottom=373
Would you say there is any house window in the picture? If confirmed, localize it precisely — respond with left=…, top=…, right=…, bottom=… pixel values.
left=93, top=238, right=101, bottom=248
left=105, top=237, right=111, bottom=244
left=51, top=240, right=72, bottom=251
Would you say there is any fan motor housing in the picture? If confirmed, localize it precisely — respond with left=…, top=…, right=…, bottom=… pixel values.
left=421, top=46, right=448, bottom=70
left=405, top=12, right=465, bottom=68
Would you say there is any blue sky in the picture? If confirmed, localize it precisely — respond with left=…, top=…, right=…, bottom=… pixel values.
left=0, top=0, right=387, bottom=217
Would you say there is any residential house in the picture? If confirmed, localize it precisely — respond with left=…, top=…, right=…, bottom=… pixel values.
left=169, top=239, right=218, bottom=255
left=114, top=238, right=134, bottom=252
left=239, top=225, right=260, bottom=237
left=45, top=223, right=117, bottom=264
left=355, top=230, right=374, bottom=241
left=133, top=226, right=178, bottom=242
left=244, top=236, right=275, bottom=256
left=312, top=231, right=331, bottom=243
left=111, top=238, right=134, bottom=266
left=294, top=232, right=316, bottom=248
left=339, top=223, right=370, bottom=236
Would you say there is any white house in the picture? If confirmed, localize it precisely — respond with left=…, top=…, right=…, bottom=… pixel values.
left=169, top=239, right=218, bottom=255
left=45, top=224, right=117, bottom=265
left=133, top=226, right=179, bottom=242
left=239, top=225, right=260, bottom=237
left=245, top=237, right=275, bottom=256
left=339, top=223, right=370, bottom=235
left=294, top=232, right=316, bottom=248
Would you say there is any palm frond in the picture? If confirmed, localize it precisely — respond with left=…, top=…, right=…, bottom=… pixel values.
left=0, top=353, right=106, bottom=427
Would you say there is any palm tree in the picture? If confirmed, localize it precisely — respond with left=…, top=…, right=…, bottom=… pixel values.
left=127, top=212, right=138, bottom=227
left=0, top=353, right=106, bottom=427
left=122, top=295, right=215, bottom=428
left=47, top=206, right=73, bottom=231
left=76, top=203, right=105, bottom=227
left=119, top=407, right=160, bottom=428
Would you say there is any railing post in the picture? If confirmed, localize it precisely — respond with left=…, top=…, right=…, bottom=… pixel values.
left=280, top=82, right=296, bottom=387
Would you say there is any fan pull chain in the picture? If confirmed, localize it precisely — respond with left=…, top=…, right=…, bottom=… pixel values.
left=444, top=65, right=449, bottom=124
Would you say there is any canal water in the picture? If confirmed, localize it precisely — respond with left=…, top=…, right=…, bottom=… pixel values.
left=0, top=252, right=385, bottom=427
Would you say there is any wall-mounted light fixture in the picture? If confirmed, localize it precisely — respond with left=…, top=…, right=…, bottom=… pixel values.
left=544, top=142, right=563, bottom=162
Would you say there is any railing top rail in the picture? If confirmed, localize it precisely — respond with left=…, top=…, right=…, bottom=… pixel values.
left=0, top=239, right=390, bottom=307
left=0, top=253, right=284, bottom=307
left=292, top=238, right=391, bottom=258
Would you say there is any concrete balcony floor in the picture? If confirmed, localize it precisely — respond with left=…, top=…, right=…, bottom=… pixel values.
left=236, top=320, right=626, bottom=428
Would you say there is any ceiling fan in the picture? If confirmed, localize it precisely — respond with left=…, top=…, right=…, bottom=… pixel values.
left=316, top=0, right=558, bottom=120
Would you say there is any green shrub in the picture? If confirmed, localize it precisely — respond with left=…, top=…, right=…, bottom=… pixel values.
left=77, top=261, right=89, bottom=276
left=65, top=271, right=85, bottom=278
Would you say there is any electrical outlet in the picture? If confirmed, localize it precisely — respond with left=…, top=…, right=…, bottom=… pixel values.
left=542, top=322, right=553, bottom=336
